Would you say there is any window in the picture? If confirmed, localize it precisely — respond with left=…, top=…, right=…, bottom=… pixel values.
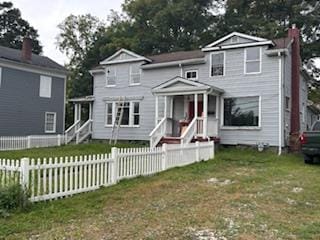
left=245, top=47, right=261, bottom=74
left=45, top=112, right=56, bottom=133
left=132, top=102, right=140, bottom=126
left=105, top=101, right=140, bottom=127
left=130, top=65, right=141, bottom=85
left=210, top=52, right=225, bottom=77
left=185, top=70, right=198, bottom=80
left=223, top=96, right=260, bottom=127
left=40, top=76, right=52, bottom=98
left=106, top=67, right=116, bottom=86
left=106, top=103, right=113, bottom=125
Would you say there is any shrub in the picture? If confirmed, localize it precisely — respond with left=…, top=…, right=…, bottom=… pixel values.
left=0, top=184, right=30, bottom=217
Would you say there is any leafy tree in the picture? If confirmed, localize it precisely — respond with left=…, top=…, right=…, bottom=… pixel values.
left=0, top=1, right=42, bottom=53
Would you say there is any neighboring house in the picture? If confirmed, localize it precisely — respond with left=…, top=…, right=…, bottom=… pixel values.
left=306, top=100, right=320, bottom=130
left=70, top=25, right=309, bottom=153
left=0, top=38, right=67, bottom=136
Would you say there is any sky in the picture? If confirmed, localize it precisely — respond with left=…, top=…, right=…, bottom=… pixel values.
left=11, top=0, right=124, bottom=65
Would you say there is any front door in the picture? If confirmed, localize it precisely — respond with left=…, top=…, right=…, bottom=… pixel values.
left=188, top=101, right=203, bottom=121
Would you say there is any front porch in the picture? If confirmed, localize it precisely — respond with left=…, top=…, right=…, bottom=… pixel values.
left=150, top=77, right=224, bottom=147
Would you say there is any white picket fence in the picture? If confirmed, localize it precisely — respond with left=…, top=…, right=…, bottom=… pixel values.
left=0, top=141, right=214, bottom=202
left=0, top=135, right=65, bottom=151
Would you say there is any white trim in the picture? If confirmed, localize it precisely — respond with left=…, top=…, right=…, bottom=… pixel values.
left=221, top=95, right=261, bottom=128
left=100, top=48, right=151, bottom=65
left=278, top=54, right=283, bottom=155
left=209, top=51, right=226, bottom=77
left=105, top=102, right=114, bottom=127
left=185, top=69, right=198, bottom=80
left=202, top=41, right=273, bottom=52
left=129, top=65, right=141, bottom=86
left=45, top=112, right=57, bottom=133
left=205, top=32, right=269, bottom=48
left=0, top=60, right=67, bottom=78
left=244, top=47, right=262, bottom=75
left=0, top=67, right=2, bottom=88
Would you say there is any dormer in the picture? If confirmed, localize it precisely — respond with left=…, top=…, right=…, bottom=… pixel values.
left=202, top=32, right=274, bottom=52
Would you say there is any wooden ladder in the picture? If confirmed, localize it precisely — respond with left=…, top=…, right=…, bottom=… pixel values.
left=109, top=97, right=125, bottom=145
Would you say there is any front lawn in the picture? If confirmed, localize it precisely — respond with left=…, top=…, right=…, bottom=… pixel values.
left=1, top=147, right=320, bottom=239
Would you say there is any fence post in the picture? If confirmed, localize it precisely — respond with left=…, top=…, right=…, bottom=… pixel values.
left=196, top=141, right=200, bottom=162
left=57, top=134, right=61, bottom=146
left=111, top=147, right=118, bottom=184
left=162, top=143, right=167, bottom=171
left=27, top=136, right=31, bottom=149
left=20, top=158, right=30, bottom=191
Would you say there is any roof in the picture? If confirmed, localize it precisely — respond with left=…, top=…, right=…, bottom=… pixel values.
left=271, top=37, right=293, bottom=49
left=0, top=45, right=67, bottom=73
left=147, top=50, right=205, bottom=64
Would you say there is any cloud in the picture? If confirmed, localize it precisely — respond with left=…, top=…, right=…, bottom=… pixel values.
left=12, top=0, right=124, bottom=64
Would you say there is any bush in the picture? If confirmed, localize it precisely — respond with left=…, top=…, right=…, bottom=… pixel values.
left=0, top=184, right=30, bottom=217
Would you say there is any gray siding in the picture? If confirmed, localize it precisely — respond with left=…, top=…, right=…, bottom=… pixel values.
left=0, top=66, right=65, bottom=136
left=92, top=45, right=286, bottom=146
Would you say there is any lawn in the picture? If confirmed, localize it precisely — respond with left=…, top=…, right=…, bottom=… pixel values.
left=1, top=147, right=320, bottom=240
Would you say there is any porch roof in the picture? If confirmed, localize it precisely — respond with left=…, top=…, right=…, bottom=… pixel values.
left=152, top=76, right=224, bottom=96
left=68, top=95, right=95, bottom=103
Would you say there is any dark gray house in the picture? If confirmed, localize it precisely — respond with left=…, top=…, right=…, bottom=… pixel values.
left=0, top=38, right=67, bottom=136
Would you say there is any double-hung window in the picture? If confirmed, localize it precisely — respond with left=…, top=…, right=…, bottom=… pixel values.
left=106, top=102, right=113, bottom=126
left=130, top=64, right=141, bottom=85
left=40, top=76, right=52, bottom=98
left=132, top=102, right=140, bottom=126
left=210, top=52, right=225, bottom=77
left=106, top=67, right=116, bottom=86
left=185, top=70, right=198, bottom=80
left=105, top=101, right=140, bottom=127
left=45, top=112, right=56, bottom=133
left=245, top=47, right=261, bottom=74
left=223, top=96, right=260, bottom=127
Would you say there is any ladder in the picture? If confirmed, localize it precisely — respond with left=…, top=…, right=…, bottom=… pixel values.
left=109, top=97, right=125, bottom=144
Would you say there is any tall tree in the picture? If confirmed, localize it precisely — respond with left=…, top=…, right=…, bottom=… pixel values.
left=0, top=1, right=42, bottom=53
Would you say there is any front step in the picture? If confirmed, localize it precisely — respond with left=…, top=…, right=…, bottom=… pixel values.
left=159, top=136, right=220, bottom=146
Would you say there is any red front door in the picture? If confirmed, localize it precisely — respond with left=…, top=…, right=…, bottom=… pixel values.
left=188, top=101, right=203, bottom=121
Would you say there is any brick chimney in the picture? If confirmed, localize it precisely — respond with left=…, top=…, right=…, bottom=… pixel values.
left=288, top=24, right=301, bottom=151
left=21, top=37, right=32, bottom=62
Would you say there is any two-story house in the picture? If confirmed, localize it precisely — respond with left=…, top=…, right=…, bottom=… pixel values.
left=70, top=25, right=308, bottom=153
left=0, top=38, right=67, bottom=136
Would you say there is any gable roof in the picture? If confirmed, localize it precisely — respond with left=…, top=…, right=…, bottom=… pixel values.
left=147, top=50, right=204, bottom=64
left=100, top=48, right=151, bottom=65
left=0, top=45, right=67, bottom=73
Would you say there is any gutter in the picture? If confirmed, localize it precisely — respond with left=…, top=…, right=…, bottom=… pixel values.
left=141, top=58, right=205, bottom=70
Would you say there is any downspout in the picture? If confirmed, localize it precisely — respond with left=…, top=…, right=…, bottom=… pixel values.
left=278, top=52, right=283, bottom=155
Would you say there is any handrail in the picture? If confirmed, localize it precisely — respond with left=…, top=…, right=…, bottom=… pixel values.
left=75, top=119, right=93, bottom=144
left=149, top=117, right=167, bottom=137
left=65, top=120, right=81, bottom=134
left=180, top=117, right=197, bottom=139
left=75, top=119, right=93, bottom=134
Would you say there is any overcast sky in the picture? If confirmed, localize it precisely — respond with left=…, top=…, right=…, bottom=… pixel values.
left=12, top=0, right=124, bottom=65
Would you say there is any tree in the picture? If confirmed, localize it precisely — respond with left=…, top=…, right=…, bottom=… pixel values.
left=0, top=1, right=42, bottom=53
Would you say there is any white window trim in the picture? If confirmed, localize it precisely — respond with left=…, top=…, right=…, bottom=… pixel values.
left=129, top=65, right=141, bottom=86
left=209, top=51, right=226, bottom=77
left=105, top=67, right=116, bottom=87
left=39, top=75, right=52, bottom=98
left=104, top=101, right=140, bottom=128
left=220, top=96, right=262, bottom=130
left=244, top=47, right=262, bottom=75
left=45, top=112, right=56, bottom=133
left=185, top=70, right=198, bottom=80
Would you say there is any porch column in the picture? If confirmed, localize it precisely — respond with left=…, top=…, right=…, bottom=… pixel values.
left=89, top=102, right=93, bottom=120
left=155, top=96, right=159, bottom=125
left=78, top=103, right=82, bottom=122
left=164, top=96, right=168, bottom=118
left=74, top=104, right=78, bottom=123
left=203, top=93, right=208, bottom=138
left=194, top=94, right=198, bottom=118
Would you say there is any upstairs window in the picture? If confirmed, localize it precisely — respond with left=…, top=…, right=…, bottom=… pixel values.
left=45, top=112, right=56, bottom=133
left=245, top=47, right=261, bottom=74
left=39, top=76, right=52, bottom=98
left=210, top=52, right=225, bottom=77
left=185, top=70, right=198, bottom=80
left=130, top=64, right=141, bottom=85
left=106, top=67, right=116, bottom=86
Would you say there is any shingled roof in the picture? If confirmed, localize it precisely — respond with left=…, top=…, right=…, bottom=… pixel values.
left=272, top=37, right=293, bottom=49
left=0, top=45, right=67, bottom=73
left=147, top=50, right=205, bottom=64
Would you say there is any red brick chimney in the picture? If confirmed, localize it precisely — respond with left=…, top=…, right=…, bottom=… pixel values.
left=288, top=24, right=301, bottom=151
left=21, top=37, right=32, bottom=62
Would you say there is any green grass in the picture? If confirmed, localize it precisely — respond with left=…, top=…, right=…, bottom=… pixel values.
left=0, top=141, right=145, bottom=159
left=1, top=147, right=320, bottom=239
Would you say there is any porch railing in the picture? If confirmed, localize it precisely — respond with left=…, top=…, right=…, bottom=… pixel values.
left=65, top=120, right=81, bottom=144
left=75, top=119, right=93, bottom=144
left=149, top=117, right=167, bottom=148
